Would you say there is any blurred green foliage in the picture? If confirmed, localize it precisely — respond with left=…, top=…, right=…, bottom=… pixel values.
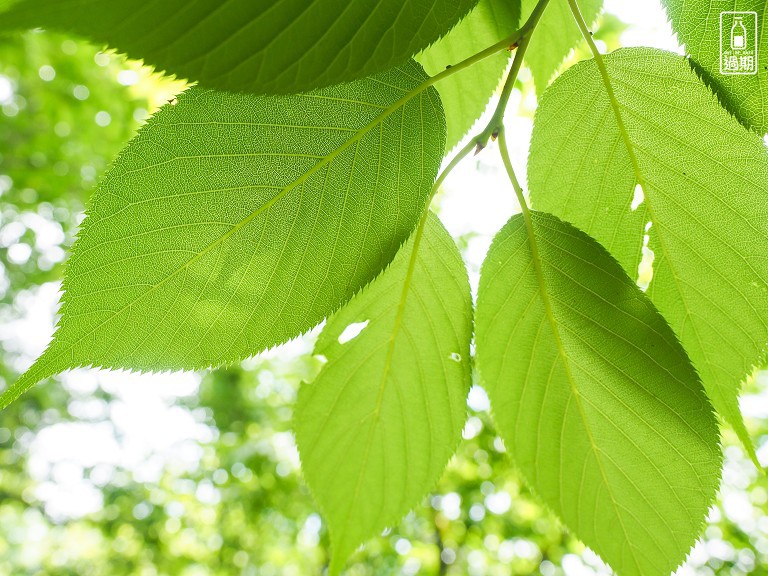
left=0, top=25, right=766, bottom=576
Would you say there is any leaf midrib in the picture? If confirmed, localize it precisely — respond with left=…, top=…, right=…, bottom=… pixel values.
left=589, top=53, right=762, bottom=463
left=337, top=209, right=430, bottom=552
left=43, top=78, right=438, bottom=374
left=521, top=212, right=643, bottom=571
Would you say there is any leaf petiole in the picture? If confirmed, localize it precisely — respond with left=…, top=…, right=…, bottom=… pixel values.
left=473, top=0, right=551, bottom=152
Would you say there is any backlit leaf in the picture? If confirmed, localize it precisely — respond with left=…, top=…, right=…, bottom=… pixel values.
left=295, top=213, right=472, bottom=575
left=418, top=0, right=520, bottom=151
left=0, top=0, right=478, bottom=94
left=476, top=210, right=721, bottom=576
left=662, top=0, right=768, bottom=134
left=521, top=0, right=603, bottom=94
left=2, top=60, right=445, bottom=407
left=529, top=47, right=768, bottom=462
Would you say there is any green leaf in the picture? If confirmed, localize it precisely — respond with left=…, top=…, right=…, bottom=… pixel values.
left=521, top=0, right=603, bottom=94
left=418, top=0, right=520, bottom=151
left=0, top=0, right=478, bottom=94
left=1, top=60, right=445, bottom=408
left=662, top=0, right=768, bottom=134
left=529, top=47, right=768, bottom=463
left=476, top=210, right=721, bottom=576
left=295, top=213, right=472, bottom=574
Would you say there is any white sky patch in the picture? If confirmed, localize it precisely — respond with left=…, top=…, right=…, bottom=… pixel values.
left=467, top=385, right=490, bottom=412
left=116, top=69, right=139, bottom=86
left=604, top=0, right=683, bottom=53
left=337, top=320, right=369, bottom=344
left=462, top=415, right=483, bottom=440
left=484, top=491, right=512, bottom=515
left=0, top=74, right=14, bottom=105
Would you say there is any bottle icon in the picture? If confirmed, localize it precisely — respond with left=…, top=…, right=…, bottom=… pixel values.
left=731, top=16, right=747, bottom=50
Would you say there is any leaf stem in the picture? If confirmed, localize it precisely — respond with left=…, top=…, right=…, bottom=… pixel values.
left=389, top=137, right=477, bottom=329
left=565, top=0, right=646, bottom=192
left=474, top=0, right=551, bottom=151
left=428, top=0, right=551, bottom=92
left=497, top=131, right=531, bottom=231
left=383, top=0, right=554, bottom=374
left=393, top=0, right=554, bottom=307
left=384, top=135, right=477, bottom=373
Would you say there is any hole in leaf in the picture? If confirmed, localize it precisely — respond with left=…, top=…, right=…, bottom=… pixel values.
left=449, top=352, right=462, bottom=362
left=631, top=183, right=644, bottom=211
left=637, top=221, right=655, bottom=291
left=337, top=320, right=369, bottom=344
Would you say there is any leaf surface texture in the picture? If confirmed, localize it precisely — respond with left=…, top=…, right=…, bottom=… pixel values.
left=529, top=47, right=768, bottom=459
left=0, top=0, right=477, bottom=94
left=476, top=211, right=721, bottom=576
left=2, top=61, right=445, bottom=407
left=295, top=214, right=472, bottom=574
left=662, top=0, right=768, bottom=134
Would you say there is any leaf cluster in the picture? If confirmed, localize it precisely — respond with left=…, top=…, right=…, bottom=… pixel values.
left=0, top=1, right=766, bottom=574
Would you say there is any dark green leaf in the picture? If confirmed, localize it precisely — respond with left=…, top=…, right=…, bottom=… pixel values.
left=0, top=0, right=478, bottom=94
left=662, top=0, right=768, bottom=134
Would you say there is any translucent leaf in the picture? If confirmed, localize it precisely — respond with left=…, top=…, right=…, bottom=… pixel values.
left=0, top=0, right=478, bottom=94
left=1, top=61, right=445, bottom=407
left=295, top=214, right=472, bottom=574
left=476, top=211, right=721, bottom=576
left=529, top=47, right=768, bottom=462
left=662, top=0, right=768, bottom=134
left=418, top=0, right=520, bottom=151
left=521, top=0, right=603, bottom=94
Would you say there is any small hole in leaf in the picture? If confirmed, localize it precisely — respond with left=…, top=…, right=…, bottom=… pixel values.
left=631, top=183, right=644, bottom=211
left=449, top=352, right=462, bottom=362
left=337, top=320, right=369, bottom=344
left=636, top=221, right=655, bottom=291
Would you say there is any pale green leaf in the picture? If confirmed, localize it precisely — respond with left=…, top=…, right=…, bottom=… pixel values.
left=295, top=213, right=472, bottom=574
left=418, top=0, right=520, bottom=151
left=529, top=47, right=768, bottom=462
left=476, top=211, right=721, bottom=576
left=521, top=0, right=603, bottom=94
left=0, top=0, right=478, bottom=94
left=662, top=0, right=768, bottom=134
left=2, top=60, right=445, bottom=408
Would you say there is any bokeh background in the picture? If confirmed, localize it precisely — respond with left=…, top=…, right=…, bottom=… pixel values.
left=1, top=2, right=767, bottom=575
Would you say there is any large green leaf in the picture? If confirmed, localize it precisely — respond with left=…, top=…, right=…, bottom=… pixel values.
left=662, top=0, right=768, bottom=134
left=295, top=213, right=472, bottom=574
left=418, top=0, right=520, bottom=151
left=0, top=0, right=478, bottom=94
left=529, top=47, right=768, bottom=462
left=521, top=0, right=603, bottom=94
left=1, top=60, right=445, bottom=408
left=476, top=211, right=721, bottom=576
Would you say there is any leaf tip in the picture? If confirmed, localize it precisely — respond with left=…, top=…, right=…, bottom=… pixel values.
left=328, top=537, right=355, bottom=576
left=0, top=352, right=58, bottom=410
